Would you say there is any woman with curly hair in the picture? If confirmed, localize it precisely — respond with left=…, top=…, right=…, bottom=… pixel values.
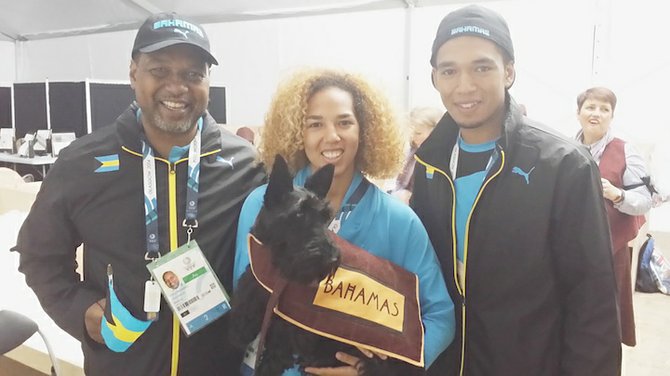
left=233, top=68, right=455, bottom=375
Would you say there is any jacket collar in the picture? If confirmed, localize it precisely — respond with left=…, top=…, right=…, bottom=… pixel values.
left=117, top=102, right=221, bottom=156
left=415, top=93, right=524, bottom=172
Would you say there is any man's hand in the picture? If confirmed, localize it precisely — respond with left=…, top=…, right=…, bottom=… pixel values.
left=304, top=347, right=387, bottom=376
left=85, top=298, right=106, bottom=344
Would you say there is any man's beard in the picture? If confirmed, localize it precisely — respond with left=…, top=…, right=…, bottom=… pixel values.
left=151, top=112, right=199, bottom=134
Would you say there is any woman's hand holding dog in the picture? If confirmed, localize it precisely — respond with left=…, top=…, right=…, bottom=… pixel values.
left=304, top=347, right=387, bottom=375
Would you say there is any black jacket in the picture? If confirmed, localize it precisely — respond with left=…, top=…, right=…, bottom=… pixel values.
left=15, top=104, right=266, bottom=375
left=411, top=100, right=621, bottom=376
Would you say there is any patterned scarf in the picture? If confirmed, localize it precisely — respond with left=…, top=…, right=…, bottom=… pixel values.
left=575, top=128, right=614, bottom=164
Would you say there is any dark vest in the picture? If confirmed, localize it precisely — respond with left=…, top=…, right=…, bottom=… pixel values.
left=247, top=232, right=425, bottom=367
left=599, top=138, right=645, bottom=253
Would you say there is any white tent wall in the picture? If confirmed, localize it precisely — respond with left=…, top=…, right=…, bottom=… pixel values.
left=9, top=0, right=670, bottom=230
left=206, top=8, right=407, bottom=129
left=606, top=0, right=670, bottom=232
left=15, top=30, right=136, bottom=82
left=0, top=41, right=15, bottom=82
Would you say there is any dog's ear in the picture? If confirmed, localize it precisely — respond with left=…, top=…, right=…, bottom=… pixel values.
left=305, top=164, right=334, bottom=199
left=265, top=155, right=293, bottom=208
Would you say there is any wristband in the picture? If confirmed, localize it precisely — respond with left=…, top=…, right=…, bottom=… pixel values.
left=613, top=189, right=625, bottom=204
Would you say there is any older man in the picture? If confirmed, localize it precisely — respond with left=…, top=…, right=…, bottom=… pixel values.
left=15, top=12, right=265, bottom=375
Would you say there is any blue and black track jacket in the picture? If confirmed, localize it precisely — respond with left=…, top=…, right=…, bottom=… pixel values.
left=15, top=104, right=266, bottom=375
left=411, top=98, right=621, bottom=376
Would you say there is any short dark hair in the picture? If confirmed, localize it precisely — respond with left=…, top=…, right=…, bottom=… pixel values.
left=577, top=87, right=617, bottom=114
left=496, top=45, right=513, bottom=65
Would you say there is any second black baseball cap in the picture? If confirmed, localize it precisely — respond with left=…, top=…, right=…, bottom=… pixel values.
left=132, top=12, right=218, bottom=65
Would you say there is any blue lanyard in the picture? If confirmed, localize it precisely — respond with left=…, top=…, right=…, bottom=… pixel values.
left=328, top=178, right=370, bottom=233
left=139, top=110, right=203, bottom=260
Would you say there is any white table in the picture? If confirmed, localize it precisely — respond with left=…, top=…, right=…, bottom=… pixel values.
left=0, top=210, right=84, bottom=374
left=0, top=153, right=57, bottom=178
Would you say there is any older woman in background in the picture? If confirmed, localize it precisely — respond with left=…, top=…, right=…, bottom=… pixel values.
left=575, top=86, right=653, bottom=346
left=391, top=107, right=443, bottom=204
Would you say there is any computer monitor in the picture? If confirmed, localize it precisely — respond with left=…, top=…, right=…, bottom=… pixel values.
left=0, top=128, right=15, bottom=153
left=51, top=132, right=76, bottom=157
left=34, top=129, right=52, bottom=155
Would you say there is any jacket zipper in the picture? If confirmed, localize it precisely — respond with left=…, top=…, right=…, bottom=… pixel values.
left=415, top=156, right=465, bottom=371
left=120, top=147, right=186, bottom=375
left=417, top=149, right=506, bottom=376
left=122, top=146, right=220, bottom=374
left=162, top=154, right=217, bottom=375
left=167, top=160, right=180, bottom=376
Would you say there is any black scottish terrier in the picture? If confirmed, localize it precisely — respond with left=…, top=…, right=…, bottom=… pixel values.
left=229, top=156, right=423, bottom=376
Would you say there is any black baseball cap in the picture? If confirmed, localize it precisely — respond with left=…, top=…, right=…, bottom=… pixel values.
left=430, top=5, right=514, bottom=67
left=132, top=12, right=218, bottom=65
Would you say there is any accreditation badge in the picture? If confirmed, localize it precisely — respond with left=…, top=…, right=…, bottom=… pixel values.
left=146, top=240, right=231, bottom=336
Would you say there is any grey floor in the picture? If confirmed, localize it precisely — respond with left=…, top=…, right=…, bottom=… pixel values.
left=624, top=291, right=670, bottom=375
left=625, top=230, right=670, bottom=376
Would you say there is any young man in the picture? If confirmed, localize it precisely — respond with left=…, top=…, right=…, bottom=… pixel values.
left=411, top=5, right=621, bottom=375
left=14, top=13, right=265, bottom=375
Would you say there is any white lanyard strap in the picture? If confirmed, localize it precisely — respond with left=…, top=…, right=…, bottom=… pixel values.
left=141, top=116, right=203, bottom=260
left=449, top=135, right=499, bottom=179
left=183, top=120, right=202, bottom=242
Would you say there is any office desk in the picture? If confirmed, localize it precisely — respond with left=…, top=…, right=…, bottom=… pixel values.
left=0, top=154, right=57, bottom=178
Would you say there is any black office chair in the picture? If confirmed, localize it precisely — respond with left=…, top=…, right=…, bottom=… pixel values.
left=0, top=309, right=61, bottom=376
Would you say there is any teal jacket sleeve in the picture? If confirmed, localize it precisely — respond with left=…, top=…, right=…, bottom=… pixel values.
left=398, top=213, right=455, bottom=368
left=233, top=185, right=266, bottom=290
left=366, top=193, right=455, bottom=368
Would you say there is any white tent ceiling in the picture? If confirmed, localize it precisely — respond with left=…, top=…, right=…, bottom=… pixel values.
left=0, top=0, right=466, bottom=42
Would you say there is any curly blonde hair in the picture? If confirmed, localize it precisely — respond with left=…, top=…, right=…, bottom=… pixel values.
left=259, top=68, right=403, bottom=179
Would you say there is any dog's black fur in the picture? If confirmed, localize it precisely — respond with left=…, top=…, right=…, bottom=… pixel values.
left=229, top=155, right=424, bottom=376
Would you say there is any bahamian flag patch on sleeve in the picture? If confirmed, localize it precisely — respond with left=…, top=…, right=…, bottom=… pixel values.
left=95, top=154, right=120, bottom=173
